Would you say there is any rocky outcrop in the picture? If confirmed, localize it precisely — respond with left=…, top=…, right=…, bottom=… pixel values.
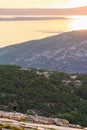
left=0, top=111, right=83, bottom=130
left=0, top=118, right=84, bottom=130
left=0, top=111, right=28, bottom=121
left=28, top=115, right=54, bottom=124
left=0, top=111, right=69, bottom=126
left=28, top=115, right=69, bottom=127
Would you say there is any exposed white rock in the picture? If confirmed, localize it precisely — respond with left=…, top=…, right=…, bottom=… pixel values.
left=70, top=75, right=77, bottom=79
left=36, top=71, right=50, bottom=78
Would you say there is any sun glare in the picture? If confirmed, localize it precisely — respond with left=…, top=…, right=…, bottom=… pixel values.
left=67, top=0, right=87, bottom=8
left=69, top=16, right=87, bottom=30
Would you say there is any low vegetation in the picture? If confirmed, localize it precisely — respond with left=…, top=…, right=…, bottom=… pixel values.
left=0, top=65, right=87, bottom=126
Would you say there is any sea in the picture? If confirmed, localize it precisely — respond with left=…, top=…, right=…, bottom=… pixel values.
left=0, top=15, right=87, bottom=48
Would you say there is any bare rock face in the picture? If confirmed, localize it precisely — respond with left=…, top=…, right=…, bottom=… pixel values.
left=0, top=111, right=28, bottom=121
left=28, top=115, right=54, bottom=124
left=28, top=115, right=69, bottom=126
left=0, top=118, right=83, bottom=130
left=0, top=111, right=82, bottom=129
left=0, top=111, right=69, bottom=126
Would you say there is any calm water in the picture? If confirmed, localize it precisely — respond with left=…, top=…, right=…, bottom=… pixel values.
left=0, top=15, right=87, bottom=48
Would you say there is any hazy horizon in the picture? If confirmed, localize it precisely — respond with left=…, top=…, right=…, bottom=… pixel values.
left=0, top=6, right=87, bottom=15
left=0, top=0, right=87, bottom=47
left=0, top=14, right=87, bottom=48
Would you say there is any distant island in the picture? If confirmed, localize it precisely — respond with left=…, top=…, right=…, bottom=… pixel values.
left=0, top=16, right=68, bottom=21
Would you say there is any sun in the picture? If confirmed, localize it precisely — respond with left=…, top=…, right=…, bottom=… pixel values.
left=68, top=0, right=87, bottom=8
left=69, top=16, right=87, bottom=30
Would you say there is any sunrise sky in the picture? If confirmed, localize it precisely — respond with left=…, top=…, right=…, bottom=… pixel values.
left=0, top=0, right=87, bottom=8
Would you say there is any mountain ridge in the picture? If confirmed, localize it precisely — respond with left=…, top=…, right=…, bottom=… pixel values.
left=0, top=30, right=87, bottom=73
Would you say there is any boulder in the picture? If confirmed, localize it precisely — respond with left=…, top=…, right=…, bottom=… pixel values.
left=0, top=111, right=69, bottom=126
left=53, top=118, right=69, bottom=126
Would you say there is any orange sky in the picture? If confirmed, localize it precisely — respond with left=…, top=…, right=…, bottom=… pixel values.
left=0, top=0, right=87, bottom=8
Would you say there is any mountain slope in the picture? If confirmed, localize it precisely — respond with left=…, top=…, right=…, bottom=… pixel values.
left=0, top=30, right=87, bottom=73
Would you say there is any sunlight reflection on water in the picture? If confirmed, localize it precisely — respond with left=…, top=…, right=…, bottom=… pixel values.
left=0, top=15, right=87, bottom=47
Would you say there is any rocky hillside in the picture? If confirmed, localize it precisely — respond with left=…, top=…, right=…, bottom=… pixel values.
left=0, top=65, right=87, bottom=126
left=0, top=30, right=87, bottom=73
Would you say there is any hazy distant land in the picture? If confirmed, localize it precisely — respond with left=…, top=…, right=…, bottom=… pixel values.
left=0, top=16, right=68, bottom=21
left=0, top=6, right=87, bottom=15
